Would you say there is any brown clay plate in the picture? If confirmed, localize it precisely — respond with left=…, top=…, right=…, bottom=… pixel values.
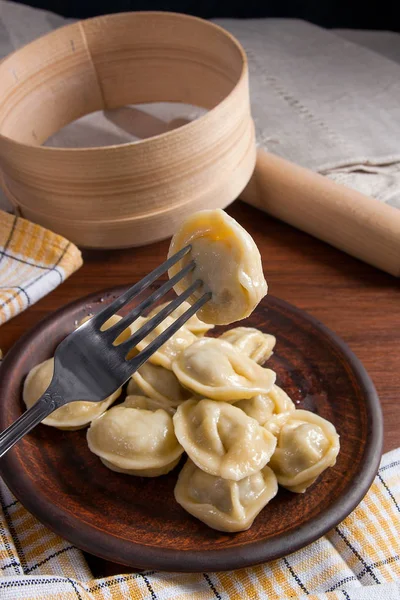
left=0, top=286, right=383, bottom=572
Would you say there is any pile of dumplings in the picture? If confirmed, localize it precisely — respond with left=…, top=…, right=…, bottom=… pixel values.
left=23, top=303, right=340, bottom=533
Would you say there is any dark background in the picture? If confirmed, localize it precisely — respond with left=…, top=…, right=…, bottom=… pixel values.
left=12, top=0, right=400, bottom=31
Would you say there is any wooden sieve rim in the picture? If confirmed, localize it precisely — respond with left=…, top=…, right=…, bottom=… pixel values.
left=0, top=12, right=248, bottom=153
left=2, top=122, right=255, bottom=225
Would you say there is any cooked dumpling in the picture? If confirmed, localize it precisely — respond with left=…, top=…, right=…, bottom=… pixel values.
left=172, top=338, right=275, bottom=401
left=173, top=399, right=277, bottom=481
left=175, top=459, right=278, bottom=532
left=123, top=394, right=175, bottom=415
left=234, top=394, right=274, bottom=425
left=125, top=377, right=143, bottom=396
left=168, top=209, right=268, bottom=325
left=23, top=358, right=121, bottom=430
left=148, top=301, right=214, bottom=336
left=235, top=385, right=295, bottom=426
left=87, top=399, right=184, bottom=477
left=123, top=394, right=158, bottom=409
left=267, top=384, right=296, bottom=412
left=135, top=315, right=197, bottom=370
left=220, top=327, right=276, bottom=364
left=128, top=362, right=191, bottom=410
left=268, top=409, right=340, bottom=493
left=264, top=412, right=294, bottom=437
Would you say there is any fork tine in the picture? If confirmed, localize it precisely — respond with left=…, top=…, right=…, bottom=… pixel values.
left=117, top=279, right=208, bottom=357
left=102, top=260, right=195, bottom=343
left=127, top=290, right=211, bottom=369
left=89, top=245, right=192, bottom=329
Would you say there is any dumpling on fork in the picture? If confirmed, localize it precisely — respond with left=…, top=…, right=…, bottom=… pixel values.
left=172, top=337, right=276, bottom=401
left=168, top=209, right=267, bottom=325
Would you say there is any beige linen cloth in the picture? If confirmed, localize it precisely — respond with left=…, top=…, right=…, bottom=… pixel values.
left=1, top=0, right=400, bottom=212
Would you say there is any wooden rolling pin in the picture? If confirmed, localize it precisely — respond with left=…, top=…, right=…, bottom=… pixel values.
left=241, top=149, right=400, bottom=277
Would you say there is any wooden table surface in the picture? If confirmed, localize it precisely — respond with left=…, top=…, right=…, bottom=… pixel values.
left=1, top=200, right=399, bottom=576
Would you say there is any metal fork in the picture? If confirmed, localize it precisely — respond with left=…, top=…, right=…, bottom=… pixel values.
left=0, top=246, right=210, bottom=458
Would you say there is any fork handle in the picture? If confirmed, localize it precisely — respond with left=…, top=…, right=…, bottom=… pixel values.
left=0, top=393, right=58, bottom=458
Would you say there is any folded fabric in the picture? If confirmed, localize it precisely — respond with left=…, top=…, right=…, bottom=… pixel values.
left=0, top=210, right=82, bottom=326
left=2, top=0, right=400, bottom=211
left=214, top=18, right=400, bottom=210
left=334, top=29, right=400, bottom=65
left=0, top=448, right=399, bottom=599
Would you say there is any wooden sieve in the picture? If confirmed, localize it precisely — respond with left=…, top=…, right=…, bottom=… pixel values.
left=0, top=12, right=256, bottom=249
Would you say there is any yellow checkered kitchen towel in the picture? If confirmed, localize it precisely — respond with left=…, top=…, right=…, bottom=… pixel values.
left=0, top=449, right=399, bottom=600
left=0, top=211, right=83, bottom=326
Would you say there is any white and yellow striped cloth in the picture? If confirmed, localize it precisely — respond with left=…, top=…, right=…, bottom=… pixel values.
left=0, top=448, right=399, bottom=599
left=0, top=210, right=82, bottom=326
